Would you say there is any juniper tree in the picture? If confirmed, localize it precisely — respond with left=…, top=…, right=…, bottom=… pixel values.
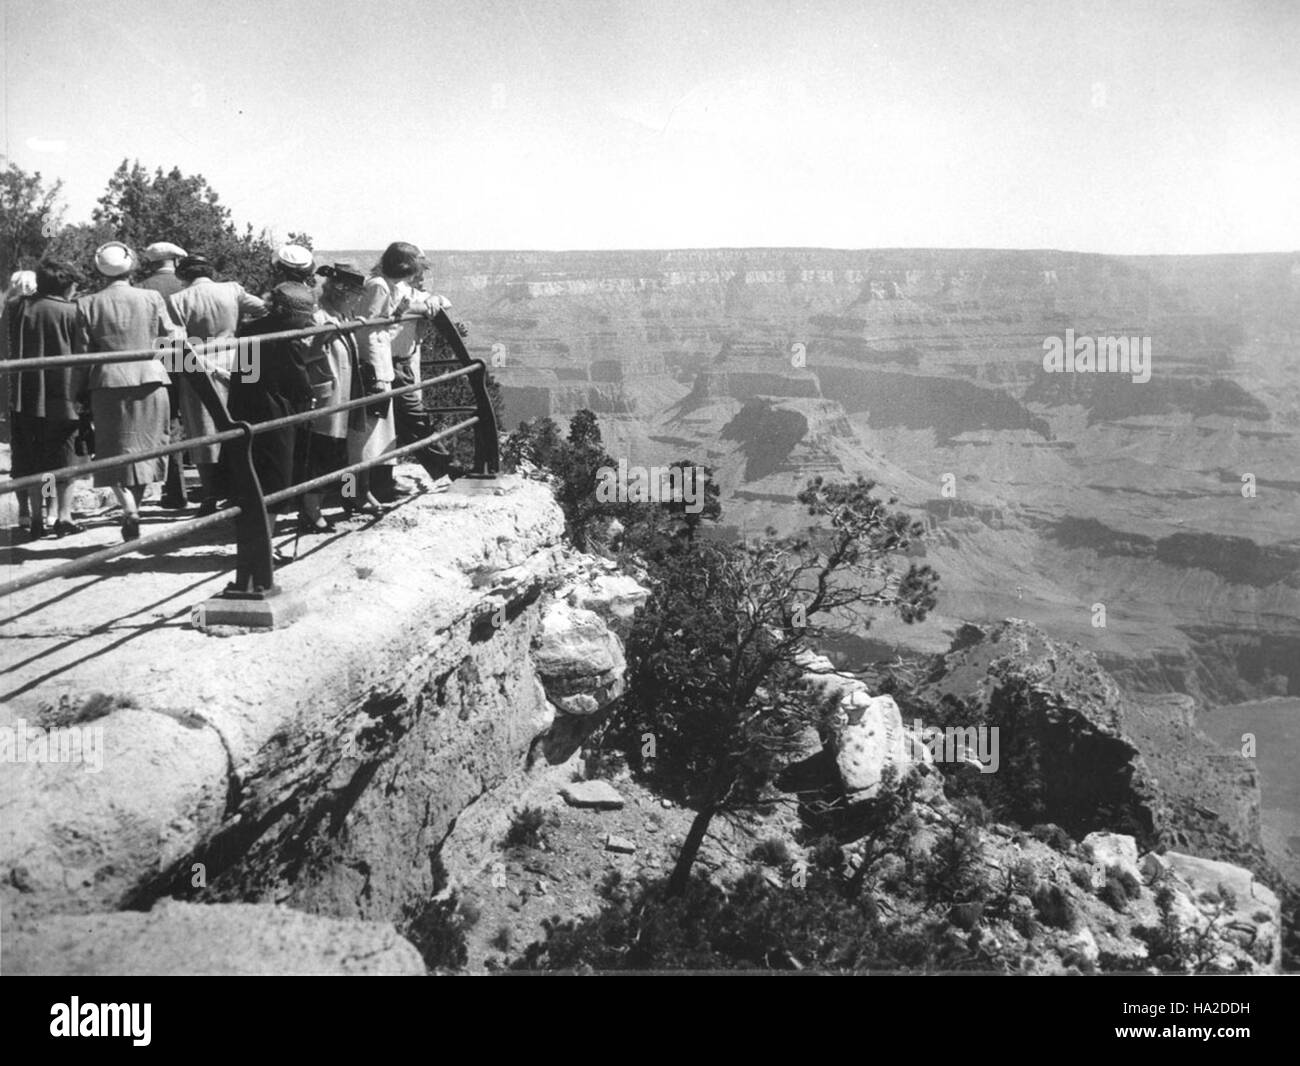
left=623, top=475, right=939, bottom=896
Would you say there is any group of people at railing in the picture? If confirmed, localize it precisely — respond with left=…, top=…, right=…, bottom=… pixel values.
left=3, top=240, right=462, bottom=543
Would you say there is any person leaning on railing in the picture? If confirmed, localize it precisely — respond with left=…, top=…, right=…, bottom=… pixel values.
left=294, top=260, right=376, bottom=531
left=167, top=253, right=267, bottom=515
left=73, top=242, right=180, bottom=542
left=261, top=244, right=317, bottom=302
left=359, top=242, right=456, bottom=488
left=228, top=282, right=316, bottom=518
left=6, top=259, right=89, bottom=538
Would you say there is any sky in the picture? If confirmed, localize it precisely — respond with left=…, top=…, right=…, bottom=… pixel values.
left=2, top=0, right=1298, bottom=254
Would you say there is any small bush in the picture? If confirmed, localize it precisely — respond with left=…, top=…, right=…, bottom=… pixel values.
left=491, top=925, right=513, bottom=952
left=750, top=837, right=793, bottom=866
left=953, top=795, right=990, bottom=828
left=599, top=869, right=626, bottom=902
left=806, top=835, right=843, bottom=872
left=401, top=896, right=468, bottom=971
left=1032, top=883, right=1078, bottom=931
left=516, top=871, right=1001, bottom=973
left=397, top=856, right=470, bottom=972
left=1030, top=823, right=1074, bottom=853
left=921, top=818, right=985, bottom=905
left=1100, top=871, right=1131, bottom=912
left=504, top=806, right=556, bottom=849
left=583, top=744, right=628, bottom=780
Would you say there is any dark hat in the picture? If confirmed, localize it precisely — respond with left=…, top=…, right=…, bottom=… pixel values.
left=176, top=254, right=215, bottom=279
left=316, top=260, right=367, bottom=288
left=269, top=281, right=317, bottom=323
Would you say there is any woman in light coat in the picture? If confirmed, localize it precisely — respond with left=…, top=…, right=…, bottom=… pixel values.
left=75, top=243, right=178, bottom=541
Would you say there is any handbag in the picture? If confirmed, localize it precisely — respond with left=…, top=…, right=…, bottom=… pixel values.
left=74, top=414, right=95, bottom=458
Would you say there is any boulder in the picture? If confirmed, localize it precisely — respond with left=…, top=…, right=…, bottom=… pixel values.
left=532, top=604, right=626, bottom=716
left=834, top=693, right=906, bottom=799
left=3, top=901, right=426, bottom=975
left=1083, top=832, right=1142, bottom=884
left=560, top=780, right=625, bottom=810
left=1163, top=851, right=1281, bottom=970
left=1061, top=925, right=1100, bottom=966
left=567, top=573, right=648, bottom=626
left=795, top=652, right=915, bottom=801
left=605, top=834, right=636, bottom=854
left=1140, top=851, right=1171, bottom=883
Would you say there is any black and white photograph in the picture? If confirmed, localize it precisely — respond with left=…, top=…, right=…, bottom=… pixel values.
left=0, top=0, right=1296, bottom=1023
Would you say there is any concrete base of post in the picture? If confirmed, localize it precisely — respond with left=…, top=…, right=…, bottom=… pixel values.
left=191, top=587, right=306, bottom=631
left=449, top=474, right=509, bottom=496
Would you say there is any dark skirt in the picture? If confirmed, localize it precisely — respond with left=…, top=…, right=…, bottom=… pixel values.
left=294, top=429, right=347, bottom=488
left=217, top=426, right=296, bottom=504
left=90, top=383, right=169, bottom=487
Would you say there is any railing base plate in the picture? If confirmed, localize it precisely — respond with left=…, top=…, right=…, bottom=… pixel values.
left=191, top=587, right=306, bottom=631
left=449, top=474, right=509, bottom=496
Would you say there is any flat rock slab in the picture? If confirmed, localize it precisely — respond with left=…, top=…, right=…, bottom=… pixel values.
left=3, top=901, right=426, bottom=976
left=605, top=834, right=637, bottom=854
left=561, top=780, right=625, bottom=810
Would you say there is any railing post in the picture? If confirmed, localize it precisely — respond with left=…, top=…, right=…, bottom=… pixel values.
left=178, top=339, right=298, bottom=629
left=227, top=419, right=276, bottom=594
left=431, top=308, right=500, bottom=478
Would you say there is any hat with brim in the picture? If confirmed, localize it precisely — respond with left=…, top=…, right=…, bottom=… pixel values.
left=94, top=242, right=135, bottom=278
left=269, top=281, right=317, bottom=324
left=8, top=270, right=37, bottom=297
left=177, top=254, right=214, bottom=278
left=273, top=244, right=315, bottom=273
left=316, top=260, right=367, bottom=289
left=142, top=241, right=187, bottom=263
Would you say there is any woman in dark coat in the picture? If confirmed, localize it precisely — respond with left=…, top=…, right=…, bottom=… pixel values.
left=227, top=282, right=316, bottom=506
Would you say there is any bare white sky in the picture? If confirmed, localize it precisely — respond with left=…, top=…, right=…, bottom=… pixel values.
left=3, top=0, right=1297, bottom=253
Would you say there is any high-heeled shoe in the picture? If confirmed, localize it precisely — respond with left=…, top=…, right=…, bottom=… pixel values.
left=296, top=516, right=336, bottom=534
left=52, top=519, right=84, bottom=537
left=121, top=516, right=141, bottom=541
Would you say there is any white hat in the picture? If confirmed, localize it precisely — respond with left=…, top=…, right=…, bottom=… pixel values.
left=94, top=242, right=135, bottom=278
left=142, top=241, right=187, bottom=263
left=7, top=270, right=36, bottom=297
left=272, top=244, right=314, bottom=272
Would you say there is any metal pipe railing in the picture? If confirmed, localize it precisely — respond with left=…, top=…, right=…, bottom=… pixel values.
left=1, top=308, right=501, bottom=615
left=0, top=365, right=480, bottom=497
left=0, top=420, right=479, bottom=602
left=0, top=312, right=431, bottom=373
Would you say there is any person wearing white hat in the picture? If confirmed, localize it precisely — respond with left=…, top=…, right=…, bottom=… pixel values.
left=139, top=242, right=188, bottom=300
left=265, top=244, right=316, bottom=293
left=168, top=254, right=266, bottom=513
left=75, top=242, right=180, bottom=541
left=6, top=270, right=37, bottom=300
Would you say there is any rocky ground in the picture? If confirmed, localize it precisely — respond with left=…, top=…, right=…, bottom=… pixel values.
left=451, top=774, right=696, bottom=971
left=3, top=438, right=1290, bottom=973
left=441, top=617, right=1288, bottom=973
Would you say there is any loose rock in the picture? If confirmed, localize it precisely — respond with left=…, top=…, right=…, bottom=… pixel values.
left=561, top=780, right=625, bottom=810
